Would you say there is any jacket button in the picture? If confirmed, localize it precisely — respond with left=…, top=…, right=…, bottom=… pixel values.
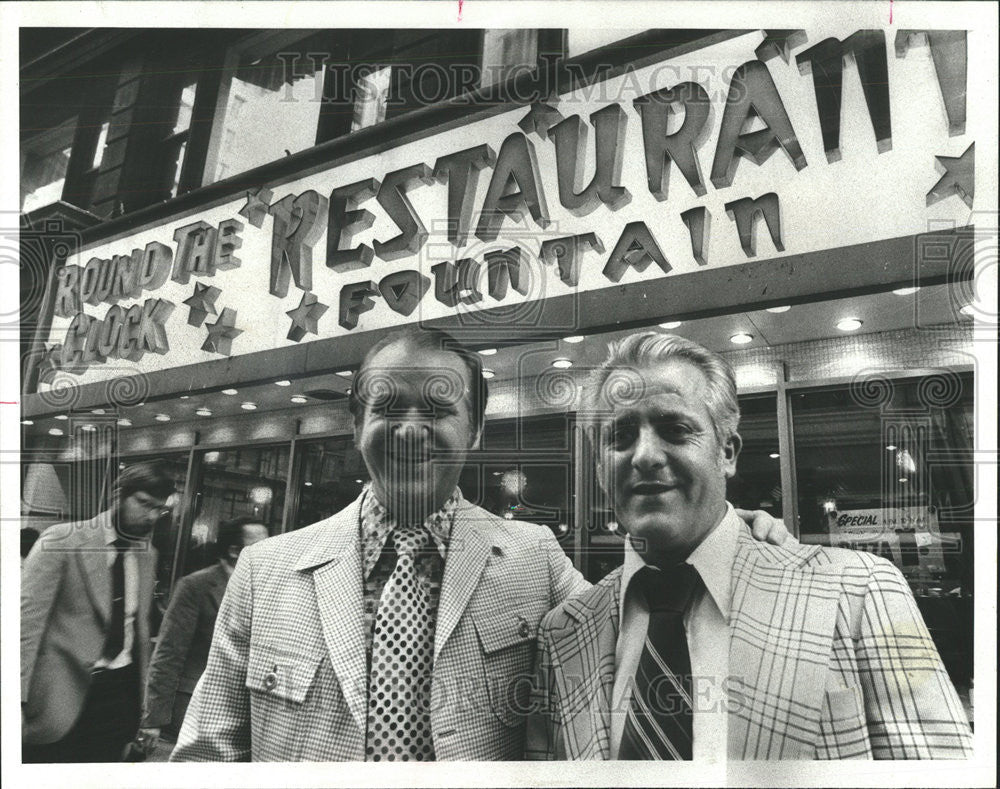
left=517, top=619, right=530, bottom=638
left=263, top=670, right=278, bottom=691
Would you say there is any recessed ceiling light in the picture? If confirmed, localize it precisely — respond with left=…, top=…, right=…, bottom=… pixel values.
left=892, top=287, right=920, bottom=296
left=80, top=423, right=96, bottom=432
left=730, top=333, right=753, bottom=345
left=769, top=452, right=780, bottom=459
left=48, top=428, right=64, bottom=436
left=563, top=335, right=584, bottom=343
left=274, top=380, right=291, bottom=387
left=886, top=444, right=897, bottom=451
left=222, top=388, right=238, bottom=396
left=241, top=402, right=257, bottom=411
left=478, top=348, right=498, bottom=356
left=55, top=414, right=69, bottom=421
left=959, top=304, right=975, bottom=316
left=659, top=321, right=682, bottom=329
left=765, top=305, right=791, bottom=313
left=291, top=395, right=309, bottom=404
left=552, top=358, right=573, bottom=369
left=155, top=413, right=171, bottom=422
left=335, top=370, right=354, bottom=378
left=91, top=408, right=106, bottom=415
left=482, top=368, right=495, bottom=379
left=836, top=318, right=863, bottom=331
left=196, top=408, right=212, bottom=417
left=117, top=418, right=132, bottom=427
left=21, top=419, right=33, bottom=426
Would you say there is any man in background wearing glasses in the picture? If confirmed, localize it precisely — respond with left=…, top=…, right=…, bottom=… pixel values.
left=21, top=461, right=175, bottom=763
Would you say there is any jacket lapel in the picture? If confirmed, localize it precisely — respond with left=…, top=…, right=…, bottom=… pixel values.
left=74, top=515, right=112, bottom=626
left=728, top=531, right=844, bottom=759
left=434, top=501, right=493, bottom=663
left=547, top=571, right=620, bottom=760
left=294, top=498, right=368, bottom=735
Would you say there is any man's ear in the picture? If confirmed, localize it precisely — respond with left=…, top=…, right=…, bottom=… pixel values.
left=722, top=432, right=742, bottom=479
left=468, top=422, right=483, bottom=451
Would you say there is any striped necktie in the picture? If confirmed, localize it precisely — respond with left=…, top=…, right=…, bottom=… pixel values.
left=618, top=563, right=700, bottom=760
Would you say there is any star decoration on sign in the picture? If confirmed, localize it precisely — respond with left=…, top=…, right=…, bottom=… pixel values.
left=201, top=307, right=243, bottom=355
left=926, top=143, right=974, bottom=209
left=517, top=100, right=564, bottom=140
left=182, top=282, right=221, bottom=326
left=238, top=186, right=274, bottom=228
left=285, top=291, right=329, bottom=342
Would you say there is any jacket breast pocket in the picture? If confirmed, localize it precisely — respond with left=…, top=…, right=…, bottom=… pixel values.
left=245, top=641, right=324, bottom=757
left=473, top=601, right=549, bottom=727
left=819, top=686, right=872, bottom=759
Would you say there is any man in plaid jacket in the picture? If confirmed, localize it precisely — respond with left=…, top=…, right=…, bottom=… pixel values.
left=172, top=328, right=788, bottom=761
left=527, top=332, right=973, bottom=761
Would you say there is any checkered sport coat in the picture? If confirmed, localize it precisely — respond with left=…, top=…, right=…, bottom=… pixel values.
left=171, top=494, right=587, bottom=761
left=526, top=524, right=973, bottom=760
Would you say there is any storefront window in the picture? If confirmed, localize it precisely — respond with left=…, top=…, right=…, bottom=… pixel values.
left=728, top=394, right=782, bottom=516
left=792, top=374, right=974, bottom=692
left=292, top=436, right=369, bottom=530
left=461, top=415, right=576, bottom=552
left=182, top=444, right=290, bottom=575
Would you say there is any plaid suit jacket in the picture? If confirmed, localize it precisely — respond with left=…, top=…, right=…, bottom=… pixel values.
left=527, top=524, right=973, bottom=760
left=171, top=495, right=587, bottom=761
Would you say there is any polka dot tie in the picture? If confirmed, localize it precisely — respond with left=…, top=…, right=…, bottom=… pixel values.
left=365, top=525, right=435, bottom=761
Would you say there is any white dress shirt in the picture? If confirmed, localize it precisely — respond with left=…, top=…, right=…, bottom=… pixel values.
left=92, top=517, right=139, bottom=670
left=609, top=504, right=741, bottom=761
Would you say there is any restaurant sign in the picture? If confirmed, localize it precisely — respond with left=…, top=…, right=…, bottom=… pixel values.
left=38, top=25, right=975, bottom=388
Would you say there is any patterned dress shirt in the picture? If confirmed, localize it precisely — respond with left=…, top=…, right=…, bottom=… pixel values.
left=358, top=484, right=460, bottom=664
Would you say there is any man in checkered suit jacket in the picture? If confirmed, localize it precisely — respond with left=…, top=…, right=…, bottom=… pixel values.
left=527, top=332, right=972, bottom=761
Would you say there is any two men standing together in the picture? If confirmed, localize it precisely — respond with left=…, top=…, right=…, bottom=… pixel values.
left=172, top=328, right=971, bottom=761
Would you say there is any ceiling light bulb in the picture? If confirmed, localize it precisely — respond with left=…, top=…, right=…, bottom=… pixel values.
left=892, top=287, right=920, bottom=296
left=274, top=380, right=291, bottom=387
left=769, top=452, right=780, bottom=459
left=196, top=408, right=212, bottom=417
left=179, top=395, right=190, bottom=400
left=155, top=414, right=171, bottom=422
left=48, top=428, right=64, bottom=436
left=21, top=419, right=33, bottom=426
left=730, top=332, right=753, bottom=345
left=222, top=388, right=238, bottom=396
left=659, top=321, right=682, bottom=329
left=551, top=358, right=573, bottom=369
left=291, top=396, right=308, bottom=404
left=765, top=305, right=791, bottom=313
left=91, top=408, right=106, bottom=415
left=80, top=424, right=96, bottom=432
left=55, top=414, right=69, bottom=420
left=335, top=370, right=354, bottom=378
left=959, top=304, right=975, bottom=316
left=886, top=444, right=897, bottom=451
left=482, top=368, right=495, bottom=379
left=563, top=335, right=584, bottom=343
left=241, top=402, right=257, bottom=411
left=478, top=348, right=498, bottom=356
left=836, top=318, right=863, bottom=331
left=304, top=481, right=313, bottom=487
left=117, top=418, right=132, bottom=427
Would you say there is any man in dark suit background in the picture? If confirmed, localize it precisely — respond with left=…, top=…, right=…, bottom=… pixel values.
left=21, top=461, right=175, bottom=763
left=137, top=515, right=269, bottom=753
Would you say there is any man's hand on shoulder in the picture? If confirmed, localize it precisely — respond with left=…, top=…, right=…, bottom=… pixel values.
left=736, top=508, right=796, bottom=546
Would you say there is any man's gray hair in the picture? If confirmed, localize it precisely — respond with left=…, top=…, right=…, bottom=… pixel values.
left=583, top=331, right=741, bottom=444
